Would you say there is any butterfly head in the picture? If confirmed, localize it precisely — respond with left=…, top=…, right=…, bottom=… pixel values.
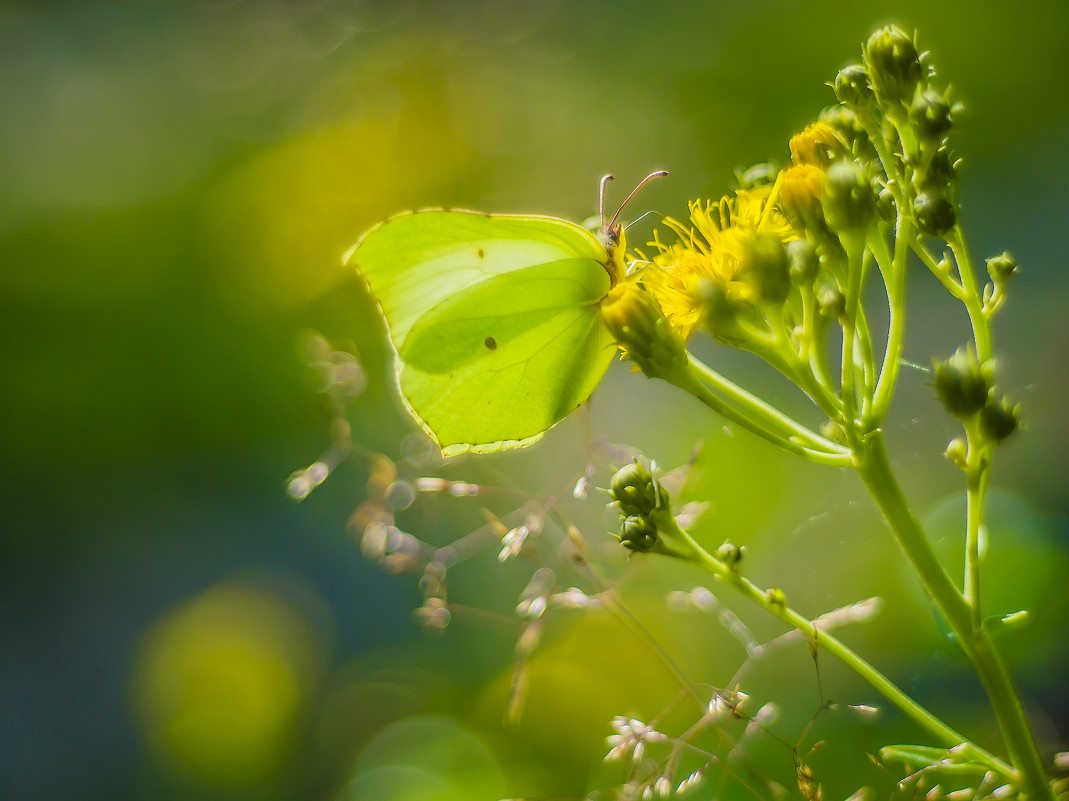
left=597, top=221, right=627, bottom=285
left=598, top=170, right=667, bottom=284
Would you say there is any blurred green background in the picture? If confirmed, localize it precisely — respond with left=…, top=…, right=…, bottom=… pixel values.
left=3, top=1, right=1068, bottom=799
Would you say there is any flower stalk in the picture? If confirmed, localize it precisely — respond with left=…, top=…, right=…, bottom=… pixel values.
left=605, top=23, right=1054, bottom=800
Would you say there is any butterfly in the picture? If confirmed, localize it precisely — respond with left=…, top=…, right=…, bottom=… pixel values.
left=345, top=172, right=666, bottom=455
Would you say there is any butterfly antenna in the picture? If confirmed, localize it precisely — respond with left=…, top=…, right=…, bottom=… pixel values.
left=609, top=170, right=668, bottom=229
left=623, top=210, right=665, bottom=232
left=599, top=174, right=615, bottom=230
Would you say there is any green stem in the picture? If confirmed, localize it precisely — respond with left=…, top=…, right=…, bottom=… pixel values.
left=872, top=219, right=913, bottom=421
left=911, top=240, right=965, bottom=300
left=962, top=416, right=992, bottom=633
left=853, top=431, right=1053, bottom=801
left=678, top=355, right=851, bottom=466
left=651, top=508, right=1011, bottom=778
left=964, top=449, right=988, bottom=632
left=840, top=232, right=866, bottom=443
left=855, top=301, right=877, bottom=413
left=766, top=304, right=844, bottom=418
left=947, top=229, right=992, bottom=363
left=758, top=335, right=844, bottom=422
left=806, top=293, right=838, bottom=400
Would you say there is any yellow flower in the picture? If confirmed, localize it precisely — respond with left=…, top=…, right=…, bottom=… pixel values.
left=641, top=184, right=797, bottom=340
left=789, top=121, right=846, bottom=167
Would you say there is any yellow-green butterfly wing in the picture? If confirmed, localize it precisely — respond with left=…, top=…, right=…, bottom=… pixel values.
left=346, top=210, right=618, bottom=455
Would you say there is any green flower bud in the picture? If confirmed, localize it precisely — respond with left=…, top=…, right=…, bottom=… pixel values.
left=601, top=282, right=688, bottom=379
left=741, top=232, right=791, bottom=304
left=980, top=396, right=1019, bottom=442
left=818, top=105, right=862, bottom=138
left=877, top=186, right=896, bottom=223
left=823, top=160, right=875, bottom=235
left=765, top=587, right=787, bottom=607
left=933, top=347, right=989, bottom=418
left=735, top=162, right=779, bottom=190
left=619, top=514, right=659, bottom=553
left=698, top=278, right=743, bottom=340
left=820, top=420, right=848, bottom=445
left=819, top=105, right=880, bottom=163
left=863, top=26, right=923, bottom=114
left=912, top=191, right=957, bottom=237
left=787, top=239, right=819, bottom=283
left=915, top=146, right=958, bottom=195
left=833, top=65, right=875, bottom=111
left=910, top=88, right=952, bottom=142
left=817, top=284, right=846, bottom=318
left=716, top=540, right=745, bottom=573
left=610, top=461, right=661, bottom=517
left=986, top=252, right=1018, bottom=284
left=944, top=437, right=968, bottom=469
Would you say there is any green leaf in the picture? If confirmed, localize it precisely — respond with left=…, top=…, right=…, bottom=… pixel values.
left=346, top=210, right=618, bottom=455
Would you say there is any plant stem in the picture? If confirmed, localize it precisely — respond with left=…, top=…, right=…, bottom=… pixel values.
left=910, top=240, right=965, bottom=300
left=678, top=356, right=852, bottom=466
left=651, top=508, right=1011, bottom=778
left=840, top=232, right=866, bottom=444
left=852, top=431, right=1053, bottom=801
left=872, top=220, right=913, bottom=420
left=963, top=422, right=989, bottom=632
left=947, top=229, right=992, bottom=362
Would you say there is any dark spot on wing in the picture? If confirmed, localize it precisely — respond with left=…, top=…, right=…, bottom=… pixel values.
left=477, top=248, right=485, bottom=259
left=484, top=336, right=497, bottom=350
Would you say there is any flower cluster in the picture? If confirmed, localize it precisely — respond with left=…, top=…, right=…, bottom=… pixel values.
left=604, top=25, right=1017, bottom=455
left=641, top=185, right=797, bottom=342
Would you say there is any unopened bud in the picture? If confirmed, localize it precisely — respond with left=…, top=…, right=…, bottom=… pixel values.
left=833, top=65, right=876, bottom=112
left=765, top=587, right=787, bottom=607
left=821, top=420, right=848, bottom=445
left=741, top=232, right=791, bottom=304
left=915, top=146, right=958, bottom=194
left=698, top=278, right=743, bottom=340
left=877, top=186, right=896, bottom=223
left=913, top=191, right=957, bottom=237
left=735, top=162, right=779, bottom=190
left=933, top=347, right=989, bottom=417
left=944, top=437, right=968, bottom=468
left=817, top=284, right=846, bottom=318
left=601, top=281, right=688, bottom=379
left=818, top=106, right=867, bottom=145
left=610, top=461, right=661, bottom=517
left=980, top=396, right=1019, bottom=442
left=716, top=540, right=745, bottom=573
left=787, top=239, right=819, bottom=283
left=823, top=160, right=875, bottom=235
left=863, top=26, right=923, bottom=115
left=910, top=88, right=952, bottom=142
left=986, top=252, right=1018, bottom=284
left=620, top=514, right=659, bottom=553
